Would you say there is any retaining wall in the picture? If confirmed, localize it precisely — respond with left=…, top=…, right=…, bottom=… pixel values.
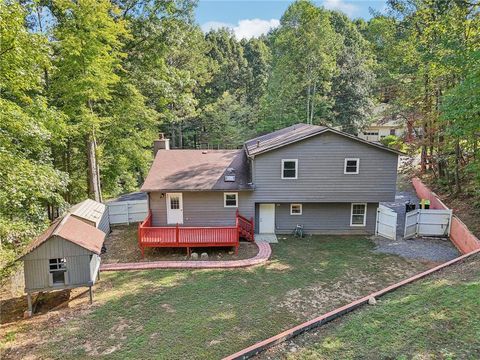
left=411, top=177, right=480, bottom=254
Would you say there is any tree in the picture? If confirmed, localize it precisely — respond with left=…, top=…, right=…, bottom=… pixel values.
left=204, top=28, right=250, bottom=103
left=0, top=1, right=67, bottom=263
left=198, top=92, right=255, bottom=148
left=49, top=0, right=128, bottom=202
left=260, top=0, right=340, bottom=131
left=243, top=37, right=271, bottom=108
left=330, top=11, right=375, bottom=134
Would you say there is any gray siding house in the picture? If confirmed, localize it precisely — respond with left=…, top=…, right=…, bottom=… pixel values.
left=141, top=124, right=401, bottom=237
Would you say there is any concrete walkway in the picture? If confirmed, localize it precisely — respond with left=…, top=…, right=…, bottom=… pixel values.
left=100, top=242, right=272, bottom=271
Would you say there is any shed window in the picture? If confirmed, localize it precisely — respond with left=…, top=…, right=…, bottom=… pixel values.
left=390, top=129, right=396, bottom=136
left=49, top=258, right=66, bottom=285
left=224, top=193, right=238, bottom=208
left=344, top=158, right=359, bottom=174
left=290, top=204, right=302, bottom=215
left=350, top=203, right=367, bottom=226
left=282, top=159, right=298, bottom=179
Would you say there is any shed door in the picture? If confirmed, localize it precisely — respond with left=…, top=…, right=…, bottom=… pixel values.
left=166, top=193, right=183, bottom=224
left=259, top=204, right=275, bottom=234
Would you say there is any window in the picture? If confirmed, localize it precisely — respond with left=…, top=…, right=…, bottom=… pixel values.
left=281, top=159, right=298, bottom=179
left=350, top=203, right=367, bottom=226
left=290, top=204, right=302, bottom=215
left=170, top=196, right=180, bottom=209
left=224, top=192, right=238, bottom=207
left=390, top=129, right=396, bottom=136
left=363, top=131, right=379, bottom=136
left=49, top=258, right=66, bottom=285
left=344, top=158, right=359, bottom=174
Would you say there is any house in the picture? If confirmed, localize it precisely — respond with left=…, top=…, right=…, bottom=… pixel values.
left=69, top=198, right=110, bottom=234
left=20, top=214, right=105, bottom=316
left=358, top=118, right=406, bottom=142
left=138, top=124, right=402, bottom=252
left=358, top=104, right=418, bottom=143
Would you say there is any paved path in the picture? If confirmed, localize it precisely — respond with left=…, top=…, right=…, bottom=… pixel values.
left=100, top=241, right=272, bottom=271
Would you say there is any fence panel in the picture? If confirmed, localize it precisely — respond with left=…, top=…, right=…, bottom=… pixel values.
left=107, top=200, right=148, bottom=225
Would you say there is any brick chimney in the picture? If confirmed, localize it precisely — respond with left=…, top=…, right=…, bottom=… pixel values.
left=153, top=133, right=170, bottom=156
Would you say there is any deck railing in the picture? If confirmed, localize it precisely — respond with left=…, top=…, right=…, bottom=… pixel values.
left=236, top=210, right=255, bottom=242
left=138, top=211, right=242, bottom=257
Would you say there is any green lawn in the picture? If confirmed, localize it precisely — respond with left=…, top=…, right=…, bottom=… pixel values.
left=269, top=254, right=480, bottom=360
left=1, top=235, right=431, bottom=359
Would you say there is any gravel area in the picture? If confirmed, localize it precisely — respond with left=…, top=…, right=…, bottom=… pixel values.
left=372, top=236, right=460, bottom=263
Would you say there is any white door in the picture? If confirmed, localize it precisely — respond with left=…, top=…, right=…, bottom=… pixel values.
left=166, top=193, right=183, bottom=224
left=259, top=204, right=275, bottom=233
left=375, top=205, right=397, bottom=240
left=404, top=210, right=419, bottom=239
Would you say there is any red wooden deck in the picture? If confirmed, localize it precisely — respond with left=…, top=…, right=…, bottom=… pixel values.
left=138, top=210, right=254, bottom=257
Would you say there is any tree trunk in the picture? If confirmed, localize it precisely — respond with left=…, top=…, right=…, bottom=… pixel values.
left=306, top=84, right=310, bottom=124
left=178, top=122, right=183, bottom=149
left=86, top=132, right=102, bottom=202
left=310, top=82, right=316, bottom=125
left=454, top=139, right=461, bottom=194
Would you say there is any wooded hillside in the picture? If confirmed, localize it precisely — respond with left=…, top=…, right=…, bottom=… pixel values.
left=1, top=0, right=478, bottom=267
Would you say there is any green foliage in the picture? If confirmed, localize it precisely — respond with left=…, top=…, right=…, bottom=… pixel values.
left=0, top=1, right=67, bottom=263
left=260, top=0, right=340, bottom=131
left=380, top=135, right=406, bottom=152
left=199, top=92, right=255, bottom=148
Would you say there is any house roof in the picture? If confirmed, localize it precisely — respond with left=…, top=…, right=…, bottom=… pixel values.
left=245, top=123, right=404, bottom=156
left=20, top=214, right=106, bottom=258
left=69, top=199, right=106, bottom=227
left=141, top=149, right=252, bottom=192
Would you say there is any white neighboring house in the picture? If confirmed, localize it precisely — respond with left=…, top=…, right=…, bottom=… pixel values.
left=358, top=118, right=406, bottom=142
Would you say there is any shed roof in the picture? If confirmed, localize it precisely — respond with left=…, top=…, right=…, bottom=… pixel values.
left=245, top=123, right=404, bottom=156
left=141, top=149, right=252, bottom=192
left=20, top=214, right=106, bottom=258
left=69, top=199, right=106, bottom=227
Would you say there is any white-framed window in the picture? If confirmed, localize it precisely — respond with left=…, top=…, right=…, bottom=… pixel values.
left=281, top=159, right=298, bottom=179
left=344, top=158, right=359, bottom=174
left=290, top=204, right=302, bottom=215
left=224, top=192, right=238, bottom=208
left=49, top=258, right=67, bottom=285
left=350, top=203, right=367, bottom=226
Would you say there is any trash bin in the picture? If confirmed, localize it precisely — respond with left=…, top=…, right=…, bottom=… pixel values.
left=405, top=202, right=416, bottom=213
left=420, top=199, right=430, bottom=209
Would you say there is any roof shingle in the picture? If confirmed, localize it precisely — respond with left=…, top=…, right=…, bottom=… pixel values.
left=21, top=214, right=106, bottom=257
left=141, top=149, right=252, bottom=192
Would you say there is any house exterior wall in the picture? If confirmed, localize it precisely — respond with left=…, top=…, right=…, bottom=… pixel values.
left=251, top=132, right=398, bottom=203
left=273, top=202, right=378, bottom=234
left=358, top=127, right=406, bottom=142
left=149, top=191, right=255, bottom=227
left=23, top=236, right=95, bottom=293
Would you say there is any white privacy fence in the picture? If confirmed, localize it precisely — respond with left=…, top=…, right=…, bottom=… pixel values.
left=107, top=200, right=148, bottom=225
left=404, top=209, right=452, bottom=239
left=376, top=205, right=398, bottom=240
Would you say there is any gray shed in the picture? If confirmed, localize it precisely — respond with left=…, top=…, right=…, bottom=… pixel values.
left=20, top=214, right=106, bottom=315
left=69, top=199, right=110, bottom=234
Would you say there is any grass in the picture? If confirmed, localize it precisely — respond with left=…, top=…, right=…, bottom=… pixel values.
left=1, top=235, right=431, bottom=359
left=273, top=254, right=480, bottom=360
